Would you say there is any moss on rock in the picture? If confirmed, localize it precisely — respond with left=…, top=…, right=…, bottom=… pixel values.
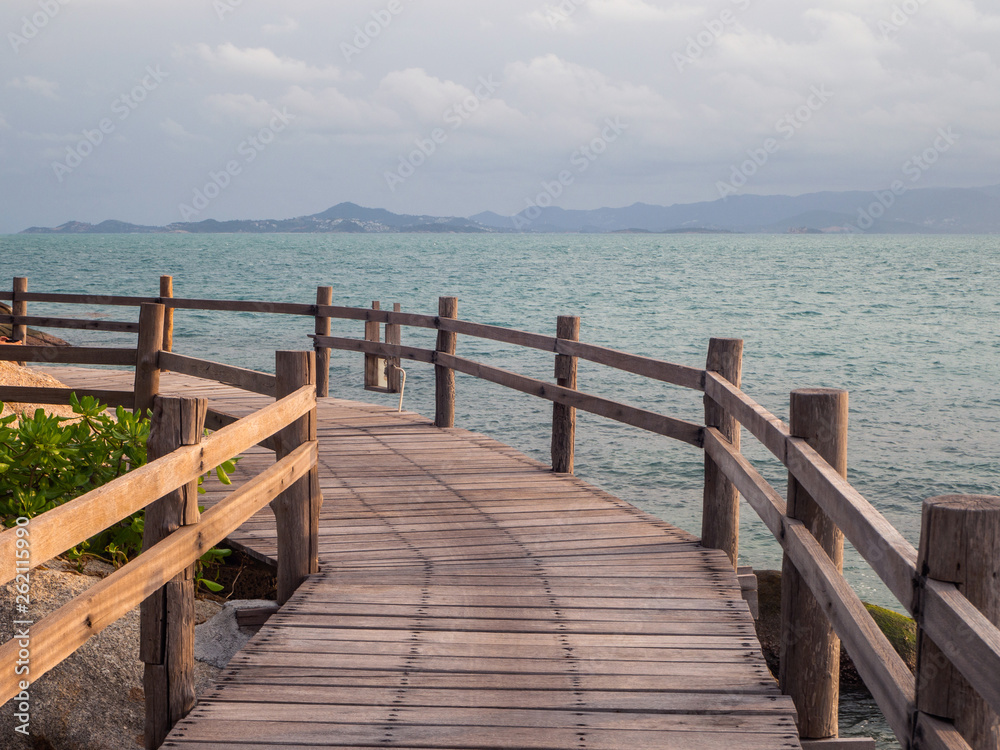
left=753, top=569, right=916, bottom=695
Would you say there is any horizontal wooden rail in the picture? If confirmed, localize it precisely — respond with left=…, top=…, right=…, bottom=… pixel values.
left=159, top=351, right=276, bottom=397
left=705, top=371, right=920, bottom=609
left=0, top=345, right=136, bottom=366
left=315, top=336, right=703, bottom=447
left=920, top=578, right=1000, bottom=720
left=439, top=352, right=704, bottom=447
left=11, top=292, right=157, bottom=306
left=0, top=385, right=315, bottom=585
left=164, top=297, right=314, bottom=316
left=205, top=408, right=278, bottom=452
left=703, top=428, right=785, bottom=538
left=0, top=440, right=317, bottom=706
left=0, top=386, right=134, bottom=410
left=704, top=371, right=789, bottom=458
left=785, top=437, right=920, bottom=612
left=4, top=287, right=706, bottom=390
left=705, top=428, right=915, bottom=741
left=0, top=314, right=139, bottom=333
left=316, top=310, right=707, bottom=390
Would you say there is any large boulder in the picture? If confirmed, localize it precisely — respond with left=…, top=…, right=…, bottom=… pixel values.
left=0, top=302, right=70, bottom=348
left=0, top=560, right=223, bottom=750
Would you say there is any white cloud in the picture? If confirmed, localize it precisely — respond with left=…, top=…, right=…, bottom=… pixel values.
left=503, top=55, right=677, bottom=123
left=280, top=85, right=401, bottom=132
left=8, top=76, right=59, bottom=99
left=193, top=43, right=346, bottom=82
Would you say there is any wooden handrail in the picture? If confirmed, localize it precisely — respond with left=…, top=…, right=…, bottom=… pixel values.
left=6, top=277, right=998, bottom=749
left=0, top=385, right=315, bottom=585
left=0, top=345, right=136, bottom=366
left=0, top=386, right=134, bottom=409
left=314, top=335, right=704, bottom=447
left=0, top=314, right=140, bottom=333
left=2, top=284, right=707, bottom=390
left=0, top=440, right=316, bottom=707
left=159, top=351, right=276, bottom=397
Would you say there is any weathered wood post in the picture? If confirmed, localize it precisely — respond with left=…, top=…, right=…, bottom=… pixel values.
left=141, top=395, right=206, bottom=750
left=271, top=350, right=321, bottom=604
left=386, top=302, right=402, bottom=393
left=11, top=277, right=27, bottom=344
left=780, top=388, right=848, bottom=741
left=159, top=275, right=174, bottom=353
left=314, top=286, right=333, bottom=397
left=434, top=296, right=458, bottom=428
left=134, top=303, right=165, bottom=415
left=701, top=337, right=743, bottom=568
left=914, top=495, right=1000, bottom=750
left=551, top=315, right=580, bottom=473
left=364, top=301, right=381, bottom=389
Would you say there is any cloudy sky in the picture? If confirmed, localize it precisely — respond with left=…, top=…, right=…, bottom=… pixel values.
left=1, top=0, right=998, bottom=232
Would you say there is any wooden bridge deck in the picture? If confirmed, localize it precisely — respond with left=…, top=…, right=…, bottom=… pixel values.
left=53, top=368, right=801, bottom=750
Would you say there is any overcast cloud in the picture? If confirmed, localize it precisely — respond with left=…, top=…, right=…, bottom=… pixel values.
left=1, top=0, right=997, bottom=232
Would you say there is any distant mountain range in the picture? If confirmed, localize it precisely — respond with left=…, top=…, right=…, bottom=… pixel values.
left=21, top=185, right=1000, bottom=235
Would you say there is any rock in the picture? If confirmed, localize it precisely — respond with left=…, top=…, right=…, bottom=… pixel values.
left=193, top=599, right=277, bottom=669
left=0, top=561, right=223, bottom=750
left=753, top=569, right=917, bottom=694
left=0, top=302, right=70, bottom=347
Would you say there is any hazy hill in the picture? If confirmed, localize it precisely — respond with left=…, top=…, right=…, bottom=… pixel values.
left=20, top=186, right=1000, bottom=234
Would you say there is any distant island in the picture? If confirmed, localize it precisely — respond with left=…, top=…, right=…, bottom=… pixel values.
left=20, top=184, right=1000, bottom=235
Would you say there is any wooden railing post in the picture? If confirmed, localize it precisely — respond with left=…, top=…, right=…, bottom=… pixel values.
left=141, top=395, right=206, bottom=750
left=314, top=286, right=333, bottom=397
left=134, top=303, right=165, bottom=415
left=271, top=350, right=320, bottom=605
left=780, top=388, right=848, bottom=741
left=434, top=296, right=458, bottom=428
left=551, top=315, right=580, bottom=473
left=386, top=302, right=402, bottom=393
left=11, top=277, right=27, bottom=344
left=701, top=337, right=743, bottom=568
left=159, top=275, right=174, bottom=353
left=914, top=495, right=1000, bottom=750
left=364, top=301, right=381, bottom=389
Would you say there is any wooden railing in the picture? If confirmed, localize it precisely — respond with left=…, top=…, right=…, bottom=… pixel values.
left=2, top=276, right=999, bottom=750
left=1, top=292, right=321, bottom=748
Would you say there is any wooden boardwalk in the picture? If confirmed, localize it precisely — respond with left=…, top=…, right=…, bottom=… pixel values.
left=53, top=368, right=801, bottom=750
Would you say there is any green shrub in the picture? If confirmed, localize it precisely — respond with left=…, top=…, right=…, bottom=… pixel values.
left=0, top=394, right=235, bottom=591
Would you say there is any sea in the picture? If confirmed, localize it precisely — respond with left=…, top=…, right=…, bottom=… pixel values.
left=5, top=232, right=999, bottom=747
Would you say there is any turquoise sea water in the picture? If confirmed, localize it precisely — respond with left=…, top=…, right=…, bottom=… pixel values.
left=4, top=233, right=999, bottom=747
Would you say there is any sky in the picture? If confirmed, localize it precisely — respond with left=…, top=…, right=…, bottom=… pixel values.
left=1, top=0, right=998, bottom=233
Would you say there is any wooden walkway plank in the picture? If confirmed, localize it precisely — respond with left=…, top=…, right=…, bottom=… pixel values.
left=46, top=368, right=800, bottom=750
